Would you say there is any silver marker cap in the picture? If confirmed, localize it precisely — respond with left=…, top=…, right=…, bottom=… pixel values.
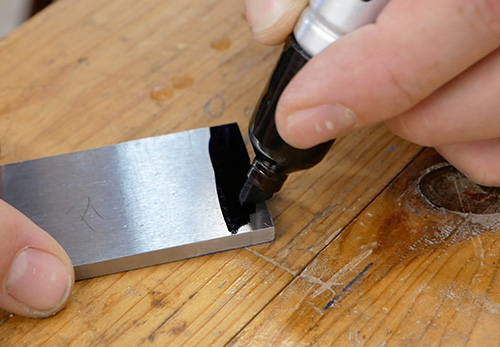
left=294, top=0, right=390, bottom=57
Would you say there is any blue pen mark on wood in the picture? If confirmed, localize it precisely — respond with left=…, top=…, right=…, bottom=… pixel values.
left=204, top=95, right=225, bottom=118
left=324, top=262, right=374, bottom=310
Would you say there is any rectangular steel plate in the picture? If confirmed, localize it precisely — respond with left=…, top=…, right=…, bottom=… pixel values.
left=0, top=124, right=274, bottom=280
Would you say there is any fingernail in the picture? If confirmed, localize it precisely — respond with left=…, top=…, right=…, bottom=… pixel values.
left=245, top=0, right=292, bottom=32
left=5, top=248, right=72, bottom=316
left=286, top=104, right=358, bottom=148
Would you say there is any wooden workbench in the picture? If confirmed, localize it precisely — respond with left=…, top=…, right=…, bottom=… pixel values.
left=1, top=1, right=499, bottom=345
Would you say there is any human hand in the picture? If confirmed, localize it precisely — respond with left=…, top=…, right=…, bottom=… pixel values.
left=0, top=200, right=74, bottom=318
left=245, top=0, right=500, bottom=186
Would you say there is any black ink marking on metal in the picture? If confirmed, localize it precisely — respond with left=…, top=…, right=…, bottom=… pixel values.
left=92, top=206, right=105, bottom=220
left=324, top=262, right=374, bottom=310
left=209, top=123, right=256, bottom=233
left=78, top=196, right=97, bottom=232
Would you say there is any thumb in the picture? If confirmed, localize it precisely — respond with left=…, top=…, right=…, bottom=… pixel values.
left=0, top=200, right=74, bottom=318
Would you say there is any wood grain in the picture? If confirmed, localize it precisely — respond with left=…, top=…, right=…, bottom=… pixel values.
left=231, top=150, right=500, bottom=346
left=2, top=0, right=498, bottom=346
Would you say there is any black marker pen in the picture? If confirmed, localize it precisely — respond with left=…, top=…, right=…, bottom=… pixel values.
left=239, top=0, right=390, bottom=205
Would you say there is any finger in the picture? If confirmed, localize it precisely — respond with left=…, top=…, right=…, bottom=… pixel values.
left=276, top=0, right=500, bottom=148
left=436, top=139, right=500, bottom=187
left=245, top=0, right=307, bottom=45
left=386, top=46, right=500, bottom=147
left=0, top=200, right=74, bottom=318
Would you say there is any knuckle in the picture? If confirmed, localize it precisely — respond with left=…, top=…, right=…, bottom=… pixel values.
left=387, top=113, right=440, bottom=147
left=379, top=59, right=431, bottom=113
left=383, top=64, right=424, bottom=108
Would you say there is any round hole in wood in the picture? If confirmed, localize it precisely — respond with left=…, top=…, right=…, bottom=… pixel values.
left=419, top=165, right=500, bottom=214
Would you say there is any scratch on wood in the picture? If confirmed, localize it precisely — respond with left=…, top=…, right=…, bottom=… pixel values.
left=245, top=247, right=297, bottom=276
left=300, top=273, right=337, bottom=296
left=297, top=226, right=344, bottom=252
left=0, top=313, right=14, bottom=327
left=324, top=262, right=374, bottom=310
left=311, top=248, right=374, bottom=298
left=470, top=225, right=485, bottom=267
left=312, top=306, right=324, bottom=316
left=350, top=308, right=372, bottom=321
left=354, top=326, right=360, bottom=347
left=452, top=177, right=464, bottom=212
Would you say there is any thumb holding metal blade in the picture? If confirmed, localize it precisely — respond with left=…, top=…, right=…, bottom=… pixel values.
left=0, top=200, right=74, bottom=318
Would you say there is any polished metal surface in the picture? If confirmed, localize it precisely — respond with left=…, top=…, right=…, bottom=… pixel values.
left=0, top=126, right=274, bottom=280
left=294, top=0, right=390, bottom=56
